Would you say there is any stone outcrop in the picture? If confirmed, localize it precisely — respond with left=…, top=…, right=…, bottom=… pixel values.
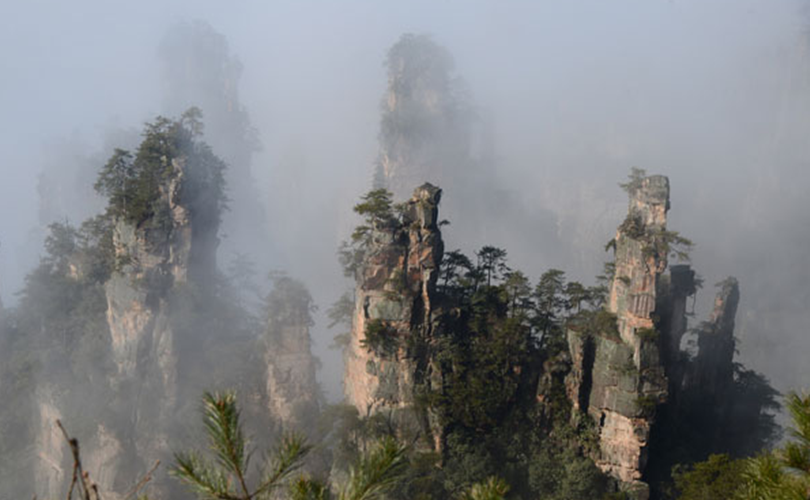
left=32, top=389, right=65, bottom=500
left=375, top=35, right=469, bottom=200
left=105, top=158, right=208, bottom=374
left=3, top=113, right=329, bottom=497
left=655, top=264, right=698, bottom=397
left=691, top=278, right=740, bottom=395
left=344, top=184, right=443, bottom=437
left=263, top=277, right=321, bottom=429
left=102, top=158, right=210, bottom=472
left=568, top=175, right=673, bottom=495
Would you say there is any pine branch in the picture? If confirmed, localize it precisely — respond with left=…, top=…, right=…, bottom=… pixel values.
left=253, top=434, right=312, bottom=498
left=201, top=391, right=251, bottom=498
left=338, top=436, right=408, bottom=500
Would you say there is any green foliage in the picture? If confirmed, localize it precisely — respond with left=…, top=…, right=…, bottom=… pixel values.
left=502, top=271, right=534, bottom=317
left=646, top=364, right=781, bottom=496
left=739, top=391, right=810, bottom=500
left=584, top=309, right=621, bottom=340
left=351, top=189, right=396, bottom=243
left=563, top=281, right=590, bottom=313
left=290, top=477, right=330, bottom=500
left=636, top=327, right=659, bottom=343
left=589, top=262, right=616, bottom=308
left=338, top=436, right=409, bottom=500
left=172, top=391, right=311, bottom=500
left=339, top=240, right=365, bottom=278
left=671, top=454, right=746, bottom=500
left=265, top=273, right=316, bottom=330
left=361, top=319, right=399, bottom=357
left=458, top=476, right=510, bottom=500
left=94, top=108, right=227, bottom=235
left=475, top=246, right=510, bottom=287
left=534, top=269, right=567, bottom=348
left=642, top=228, right=694, bottom=263
left=619, top=213, right=646, bottom=239
left=328, top=291, right=355, bottom=350
left=635, top=395, right=659, bottom=417
left=526, top=418, right=611, bottom=500
left=439, top=249, right=477, bottom=299
left=619, top=167, right=647, bottom=195
left=340, top=189, right=397, bottom=278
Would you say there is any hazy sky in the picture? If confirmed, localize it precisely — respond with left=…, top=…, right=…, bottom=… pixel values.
left=2, top=0, right=809, bottom=399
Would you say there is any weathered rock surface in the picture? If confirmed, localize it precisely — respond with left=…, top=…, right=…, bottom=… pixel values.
left=655, top=264, right=697, bottom=398
left=692, top=277, right=740, bottom=395
left=263, top=277, right=321, bottom=429
left=344, top=184, right=443, bottom=441
left=568, top=175, right=673, bottom=495
left=100, top=158, right=206, bottom=483
left=32, top=389, right=65, bottom=500
left=374, top=35, right=469, bottom=201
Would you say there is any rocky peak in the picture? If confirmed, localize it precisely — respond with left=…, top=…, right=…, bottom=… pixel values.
left=344, top=184, right=443, bottom=424
left=106, top=157, right=210, bottom=379
left=567, top=173, right=674, bottom=496
left=263, top=276, right=320, bottom=429
left=655, top=264, right=698, bottom=395
left=693, top=278, right=740, bottom=394
left=375, top=34, right=467, bottom=200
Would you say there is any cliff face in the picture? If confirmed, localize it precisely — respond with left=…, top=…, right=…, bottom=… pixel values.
left=263, top=277, right=321, bottom=429
left=693, top=278, right=739, bottom=394
left=32, top=389, right=65, bottom=500
left=8, top=114, right=331, bottom=497
left=48, top=156, right=218, bottom=495
left=344, top=184, right=443, bottom=429
left=655, top=264, right=697, bottom=396
left=568, top=175, right=672, bottom=494
left=375, top=35, right=470, bottom=201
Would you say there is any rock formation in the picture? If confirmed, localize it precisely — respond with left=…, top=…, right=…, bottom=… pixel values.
left=344, top=184, right=443, bottom=442
left=655, top=264, right=698, bottom=398
left=101, top=156, right=214, bottom=486
left=692, top=278, right=739, bottom=394
left=375, top=36, right=466, bottom=199
left=263, top=276, right=321, bottom=429
left=567, top=175, right=673, bottom=496
left=6, top=115, right=324, bottom=498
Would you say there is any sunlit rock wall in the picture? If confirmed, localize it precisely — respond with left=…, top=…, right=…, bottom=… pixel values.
left=344, top=184, right=443, bottom=444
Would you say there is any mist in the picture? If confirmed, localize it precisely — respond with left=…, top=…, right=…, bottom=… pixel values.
left=1, top=0, right=808, bottom=407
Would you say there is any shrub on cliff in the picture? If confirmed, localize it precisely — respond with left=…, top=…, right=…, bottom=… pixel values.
left=94, top=108, right=227, bottom=231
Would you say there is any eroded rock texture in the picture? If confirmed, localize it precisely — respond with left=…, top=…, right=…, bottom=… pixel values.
left=656, top=264, right=698, bottom=399
left=263, top=277, right=321, bottom=429
left=693, top=278, right=739, bottom=394
left=374, top=35, right=469, bottom=200
left=344, top=184, right=443, bottom=442
left=19, top=153, right=320, bottom=497
left=568, top=175, right=672, bottom=495
left=71, top=156, right=219, bottom=494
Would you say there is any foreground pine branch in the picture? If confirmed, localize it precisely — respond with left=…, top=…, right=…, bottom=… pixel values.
left=171, top=391, right=311, bottom=500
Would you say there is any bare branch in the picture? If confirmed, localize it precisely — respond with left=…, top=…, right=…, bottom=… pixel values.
left=123, top=460, right=161, bottom=500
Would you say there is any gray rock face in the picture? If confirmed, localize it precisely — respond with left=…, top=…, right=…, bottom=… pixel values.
left=693, top=278, right=740, bottom=395
left=263, top=278, right=321, bottom=429
left=375, top=35, right=469, bottom=200
left=97, top=158, right=209, bottom=493
left=568, top=175, right=673, bottom=495
left=344, top=184, right=443, bottom=445
left=656, top=264, right=698, bottom=398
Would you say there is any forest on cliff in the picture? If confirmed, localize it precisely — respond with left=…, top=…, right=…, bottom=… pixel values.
left=2, top=4, right=810, bottom=500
